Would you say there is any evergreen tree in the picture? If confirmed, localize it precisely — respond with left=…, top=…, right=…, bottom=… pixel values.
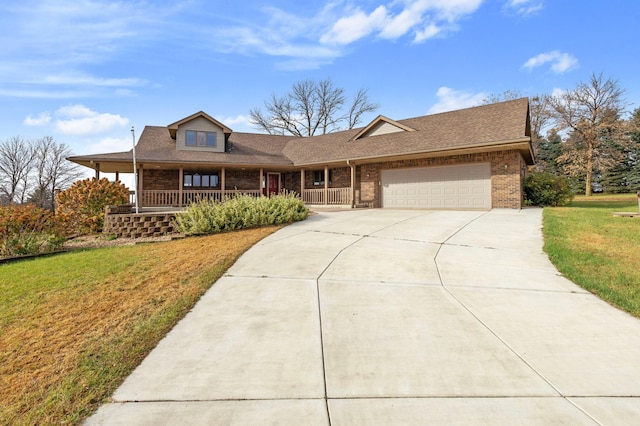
left=601, top=107, right=640, bottom=192
left=536, top=129, right=563, bottom=174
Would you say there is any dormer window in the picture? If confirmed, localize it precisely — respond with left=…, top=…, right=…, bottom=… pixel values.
left=186, top=130, right=217, bottom=148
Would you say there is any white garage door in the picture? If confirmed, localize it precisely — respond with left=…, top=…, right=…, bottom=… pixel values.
left=381, top=163, right=491, bottom=209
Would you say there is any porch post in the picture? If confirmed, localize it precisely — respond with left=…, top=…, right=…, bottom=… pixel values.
left=349, top=161, right=356, bottom=208
left=138, top=166, right=144, bottom=206
left=95, top=163, right=100, bottom=179
left=221, top=167, right=226, bottom=199
left=115, top=171, right=119, bottom=182
left=300, top=169, right=305, bottom=202
left=259, top=168, right=264, bottom=196
left=324, top=165, right=329, bottom=205
left=179, top=167, right=183, bottom=207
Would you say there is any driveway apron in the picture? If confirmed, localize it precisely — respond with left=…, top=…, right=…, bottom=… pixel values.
left=86, top=209, right=640, bottom=425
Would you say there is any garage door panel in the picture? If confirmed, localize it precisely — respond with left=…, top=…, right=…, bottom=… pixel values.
left=382, top=163, right=491, bottom=210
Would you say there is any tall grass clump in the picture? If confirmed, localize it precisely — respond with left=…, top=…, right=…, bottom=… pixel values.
left=174, top=192, right=308, bottom=235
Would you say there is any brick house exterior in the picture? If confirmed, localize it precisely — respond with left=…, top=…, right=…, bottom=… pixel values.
left=69, top=98, right=534, bottom=210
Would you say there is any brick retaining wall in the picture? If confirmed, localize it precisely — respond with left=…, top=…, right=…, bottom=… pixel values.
left=104, top=206, right=176, bottom=238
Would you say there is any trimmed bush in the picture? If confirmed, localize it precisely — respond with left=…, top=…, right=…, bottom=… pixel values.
left=524, top=172, right=574, bottom=207
left=56, top=178, right=130, bottom=235
left=174, top=192, right=308, bottom=235
left=0, top=204, right=65, bottom=257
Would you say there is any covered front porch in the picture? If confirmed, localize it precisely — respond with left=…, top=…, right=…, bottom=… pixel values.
left=98, top=162, right=359, bottom=208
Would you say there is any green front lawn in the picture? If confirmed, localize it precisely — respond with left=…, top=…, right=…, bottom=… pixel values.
left=543, top=193, right=640, bottom=317
left=0, top=227, right=279, bottom=425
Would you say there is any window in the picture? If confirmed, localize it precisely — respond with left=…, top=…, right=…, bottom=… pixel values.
left=313, top=170, right=332, bottom=186
left=183, top=172, right=219, bottom=188
left=185, top=130, right=217, bottom=148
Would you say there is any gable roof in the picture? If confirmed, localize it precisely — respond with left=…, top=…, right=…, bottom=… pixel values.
left=350, top=115, right=416, bottom=140
left=167, top=111, right=233, bottom=139
left=68, top=98, right=533, bottom=172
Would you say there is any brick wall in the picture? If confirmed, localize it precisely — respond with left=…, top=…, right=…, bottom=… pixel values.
left=282, top=172, right=301, bottom=194
left=304, top=167, right=351, bottom=188
left=226, top=169, right=261, bottom=191
left=358, top=150, right=526, bottom=208
left=143, top=169, right=179, bottom=190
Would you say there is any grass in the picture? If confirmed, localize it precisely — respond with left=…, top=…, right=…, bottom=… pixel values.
left=0, top=226, right=279, bottom=425
left=543, top=193, right=640, bottom=317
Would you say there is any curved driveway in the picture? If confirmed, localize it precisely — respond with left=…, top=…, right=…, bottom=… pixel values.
left=88, top=209, right=640, bottom=425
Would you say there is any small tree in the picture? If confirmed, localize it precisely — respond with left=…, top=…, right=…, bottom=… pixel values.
left=250, top=78, right=378, bottom=136
left=31, top=136, right=83, bottom=210
left=56, top=178, right=129, bottom=235
left=0, top=136, right=34, bottom=204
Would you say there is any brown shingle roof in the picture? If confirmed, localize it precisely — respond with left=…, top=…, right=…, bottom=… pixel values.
left=283, top=98, right=531, bottom=164
left=68, top=98, right=533, bottom=170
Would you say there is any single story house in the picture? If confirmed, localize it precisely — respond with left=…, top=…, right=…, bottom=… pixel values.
left=68, top=98, right=534, bottom=210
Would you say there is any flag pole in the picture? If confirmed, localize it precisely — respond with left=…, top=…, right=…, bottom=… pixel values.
left=131, top=126, right=139, bottom=214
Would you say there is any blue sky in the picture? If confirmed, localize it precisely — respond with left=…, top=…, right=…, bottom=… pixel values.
left=1, top=0, right=639, bottom=161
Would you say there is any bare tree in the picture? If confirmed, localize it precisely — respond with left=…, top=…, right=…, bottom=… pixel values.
left=31, top=136, right=83, bottom=210
left=250, top=78, right=378, bottom=137
left=0, top=136, right=34, bottom=205
left=482, top=89, right=524, bottom=105
left=549, top=73, right=627, bottom=195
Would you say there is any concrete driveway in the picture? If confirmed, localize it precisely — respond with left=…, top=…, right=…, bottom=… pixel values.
left=87, top=209, right=640, bottom=425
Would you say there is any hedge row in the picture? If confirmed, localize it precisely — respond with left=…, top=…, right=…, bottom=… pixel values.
left=174, top=192, right=308, bottom=235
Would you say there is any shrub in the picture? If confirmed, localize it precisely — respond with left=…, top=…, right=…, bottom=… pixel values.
left=56, top=178, right=130, bottom=235
left=174, top=192, right=308, bottom=235
left=524, top=172, right=574, bottom=207
left=0, top=204, right=65, bottom=257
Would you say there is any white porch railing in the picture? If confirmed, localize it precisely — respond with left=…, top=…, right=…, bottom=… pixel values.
left=302, top=188, right=351, bottom=205
left=140, top=190, right=262, bottom=207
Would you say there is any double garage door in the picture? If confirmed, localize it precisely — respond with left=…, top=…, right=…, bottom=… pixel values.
left=381, top=163, right=491, bottom=210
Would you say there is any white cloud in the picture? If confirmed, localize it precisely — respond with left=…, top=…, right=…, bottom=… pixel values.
left=214, top=0, right=484, bottom=69
left=24, top=112, right=51, bottom=126
left=378, top=7, right=420, bottom=40
left=87, top=137, right=132, bottom=155
left=505, top=0, right=543, bottom=16
left=415, top=23, right=442, bottom=42
left=321, top=6, right=387, bottom=45
left=0, top=2, right=165, bottom=99
left=522, top=51, right=578, bottom=73
left=428, top=86, right=487, bottom=114
left=218, top=115, right=253, bottom=132
left=35, top=73, right=146, bottom=88
left=55, top=105, right=129, bottom=136
left=325, top=0, right=483, bottom=45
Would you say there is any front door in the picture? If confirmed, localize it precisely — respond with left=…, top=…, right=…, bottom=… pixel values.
left=267, top=173, right=280, bottom=196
